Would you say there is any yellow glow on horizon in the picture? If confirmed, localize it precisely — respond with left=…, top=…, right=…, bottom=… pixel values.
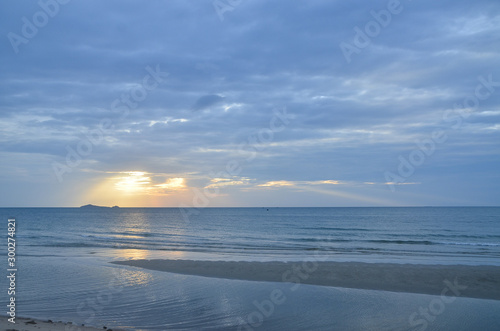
left=155, top=177, right=185, bottom=190
left=83, top=171, right=188, bottom=207
left=296, top=186, right=398, bottom=206
left=114, top=172, right=186, bottom=194
left=255, top=179, right=398, bottom=205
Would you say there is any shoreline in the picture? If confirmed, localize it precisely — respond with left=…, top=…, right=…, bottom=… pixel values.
left=112, top=259, right=500, bottom=300
left=0, top=316, right=125, bottom=331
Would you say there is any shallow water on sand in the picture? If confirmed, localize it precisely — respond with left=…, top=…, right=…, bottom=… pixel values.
left=9, top=254, right=500, bottom=330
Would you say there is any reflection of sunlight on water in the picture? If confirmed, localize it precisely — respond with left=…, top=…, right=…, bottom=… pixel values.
left=117, top=248, right=150, bottom=260
left=117, top=266, right=154, bottom=287
left=113, top=248, right=187, bottom=260
left=125, top=269, right=152, bottom=287
left=117, top=212, right=151, bottom=234
left=112, top=234, right=146, bottom=240
left=99, top=209, right=191, bottom=261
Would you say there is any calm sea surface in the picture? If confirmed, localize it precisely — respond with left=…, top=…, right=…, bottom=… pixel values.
left=1, top=207, right=499, bottom=330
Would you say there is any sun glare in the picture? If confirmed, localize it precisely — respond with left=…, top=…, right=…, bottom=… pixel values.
left=155, top=177, right=185, bottom=190
left=115, top=171, right=151, bottom=193
left=113, top=172, right=186, bottom=195
left=84, top=171, right=188, bottom=207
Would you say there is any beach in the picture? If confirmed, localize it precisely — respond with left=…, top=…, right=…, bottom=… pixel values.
left=0, top=316, right=124, bottom=331
left=2, top=207, right=500, bottom=330
left=112, top=259, right=500, bottom=300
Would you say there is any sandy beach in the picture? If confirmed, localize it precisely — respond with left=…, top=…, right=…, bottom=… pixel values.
left=0, top=316, right=125, bottom=331
left=112, top=259, right=500, bottom=300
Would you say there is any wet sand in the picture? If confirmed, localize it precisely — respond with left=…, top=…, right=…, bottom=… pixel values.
left=112, top=259, right=500, bottom=300
left=0, top=316, right=125, bottom=331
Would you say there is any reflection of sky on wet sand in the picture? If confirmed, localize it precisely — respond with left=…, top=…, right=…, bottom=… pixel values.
left=12, top=253, right=500, bottom=330
left=107, top=266, right=500, bottom=330
left=117, top=267, right=154, bottom=287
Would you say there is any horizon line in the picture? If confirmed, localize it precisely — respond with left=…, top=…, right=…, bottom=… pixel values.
left=1, top=205, right=499, bottom=208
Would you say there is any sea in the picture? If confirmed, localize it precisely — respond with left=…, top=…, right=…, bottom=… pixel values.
left=1, top=207, right=499, bottom=330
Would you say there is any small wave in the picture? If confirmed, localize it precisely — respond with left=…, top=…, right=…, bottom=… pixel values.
left=80, top=233, right=156, bottom=240
left=16, top=234, right=49, bottom=239
left=292, top=238, right=351, bottom=243
left=28, top=242, right=99, bottom=248
left=368, top=239, right=500, bottom=247
left=28, top=242, right=154, bottom=250
left=114, top=231, right=157, bottom=238
left=301, top=227, right=372, bottom=232
left=367, top=240, right=435, bottom=245
left=438, top=242, right=500, bottom=247
left=80, top=234, right=118, bottom=240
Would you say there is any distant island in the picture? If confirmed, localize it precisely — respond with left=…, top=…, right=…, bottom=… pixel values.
left=80, top=204, right=120, bottom=209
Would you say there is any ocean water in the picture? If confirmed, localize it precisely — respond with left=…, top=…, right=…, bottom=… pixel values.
left=1, top=207, right=499, bottom=330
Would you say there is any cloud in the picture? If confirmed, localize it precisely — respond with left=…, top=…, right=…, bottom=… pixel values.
left=257, top=180, right=344, bottom=188
left=257, top=180, right=295, bottom=188
left=191, top=94, right=225, bottom=111
left=205, top=177, right=252, bottom=189
left=0, top=0, right=499, bottom=206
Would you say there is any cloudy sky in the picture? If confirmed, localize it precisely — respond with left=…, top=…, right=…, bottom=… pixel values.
left=1, top=0, right=499, bottom=207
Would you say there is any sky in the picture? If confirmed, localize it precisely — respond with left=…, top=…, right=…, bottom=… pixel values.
left=1, top=0, right=499, bottom=207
